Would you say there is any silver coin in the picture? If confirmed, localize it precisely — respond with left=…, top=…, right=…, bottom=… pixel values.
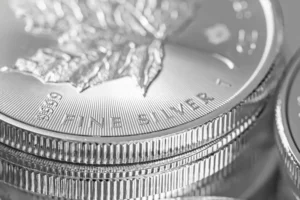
left=275, top=48, right=300, bottom=200
left=0, top=0, right=283, bottom=164
left=181, top=149, right=278, bottom=200
left=0, top=184, right=243, bottom=200
left=0, top=102, right=273, bottom=200
left=0, top=83, right=277, bottom=199
left=175, top=101, right=278, bottom=199
left=173, top=145, right=273, bottom=198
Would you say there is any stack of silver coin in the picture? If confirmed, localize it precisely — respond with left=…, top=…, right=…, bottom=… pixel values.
left=275, top=48, right=300, bottom=200
left=0, top=0, right=285, bottom=200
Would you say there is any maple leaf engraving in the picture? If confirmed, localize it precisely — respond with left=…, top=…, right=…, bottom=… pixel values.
left=1, top=0, right=199, bottom=95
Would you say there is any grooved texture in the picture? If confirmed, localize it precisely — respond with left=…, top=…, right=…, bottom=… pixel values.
left=0, top=56, right=284, bottom=165
left=0, top=107, right=268, bottom=200
left=275, top=102, right=300, bottom=190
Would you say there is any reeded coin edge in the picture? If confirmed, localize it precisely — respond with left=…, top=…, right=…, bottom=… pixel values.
left=0, top=54, right=284, bottom=165
left=275, top=105, right=300, bottom=189
left=0, top=0, right=283, bottom=141
left=0, top=113, right=261, bottom=175
left=0, top=142, right=246, bottom=199
left=275, top=48, right=300, bottom=191
left=276, top=100, right=300, bottom=191
left=245, top=53, right=285, bottom=104
left=173, top=146, right=272, bottom=198
left=0, top=113, right=269, bottom=200
left=0, top=101, right=266, bottom=174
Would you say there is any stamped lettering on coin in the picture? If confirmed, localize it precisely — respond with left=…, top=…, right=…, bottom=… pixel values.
left=36, top=92, right=62, bottom=121
left=0, top=0, right=200, bottom=96
left=61, top=114, right=123, bottom=129
left=137, top=92, right=215, bottom=126
left=0, top=0, right=279, bottom=137
left=205, top=24, right=231, bottom=45
left=236, top=29, right=258, bottom=55
left=231, top=0, right=252, bottom=19
left=216, top=78, right=232, bottom=87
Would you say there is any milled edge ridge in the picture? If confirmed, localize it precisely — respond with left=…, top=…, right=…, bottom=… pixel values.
left=0, top=53, right=284, bottom=165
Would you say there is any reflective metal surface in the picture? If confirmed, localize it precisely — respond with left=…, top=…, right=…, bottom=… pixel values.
left=0, top=145, right=276, bottom=200
left=181, top=101, right=278, bottom=199
left=0, top=0, right=283, bottom=165
left=0, top=121, right=259, bottom=199
left=0, top=99, right=276, bottom=199
left=275, top=48, right=300, bottom=198
left=178, top=149, right=277, bottom=199
left=0, top=0, right=286, bottom=199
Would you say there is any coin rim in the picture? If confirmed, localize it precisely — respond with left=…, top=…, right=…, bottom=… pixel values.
left=0, top=51, right=285, bottom=165
left=0, top=65, right=274, bottom=164
left=0, top=118, right=268, bottom=199
left=275, top=48, right=300, bottom=189
left=0, top=0, right=284, bottom=143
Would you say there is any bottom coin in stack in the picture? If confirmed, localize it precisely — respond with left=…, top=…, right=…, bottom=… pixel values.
left=0, top=104, right=270, bottom=200
left=173, top=96, right=278, bottom=200
left=275, top=48, right=300, bottom=200
left=0, top=83, right=278, bottom=200
left=220, top=105, right=279, bottom=200
left=178, top=148, right=277, bottom=200
left=0, top=105, right=268, bottom=200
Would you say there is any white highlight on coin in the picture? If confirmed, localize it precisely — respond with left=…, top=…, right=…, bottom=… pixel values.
left=236, top=29, right=258, bottom=54
left=297, top=96, right=300, bottom=105
left=213, top=53, right=235, bottom=69
left=205, top=24, right=231, bottom=45
left=232, top=0, right=252, bottom=19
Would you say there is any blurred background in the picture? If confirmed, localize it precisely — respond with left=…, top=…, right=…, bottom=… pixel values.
left=279, top=0, right=300, bottom=58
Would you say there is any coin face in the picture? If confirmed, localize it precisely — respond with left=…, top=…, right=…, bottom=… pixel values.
left=287, top=65, right=300, bottom=151
left=0, top=0, right=282, bottom=142
left=276, top=48, right=300, bottom=194
left=277, top=48, right=300, bottom=164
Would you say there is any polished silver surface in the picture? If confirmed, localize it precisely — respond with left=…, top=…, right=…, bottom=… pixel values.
left=0, top=0, right=281, bottom=139
left=0, top=0, right=283, bottom=165
left=0, top=186, right=243, bottom=200
left=0, top=101, right=274, bottom=200
left=2, top=0, right=198, bottom=95
left=175, top=147, right=275, bottom=198
left=178, top=102, right=277, bottom=199
left=0, top=1, right=286, bottom=199
left=0, top=135, right=273, bottom=200
left=0, top=149, right=275, bottom=200
left=275, top=48, right=300, bottom=194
